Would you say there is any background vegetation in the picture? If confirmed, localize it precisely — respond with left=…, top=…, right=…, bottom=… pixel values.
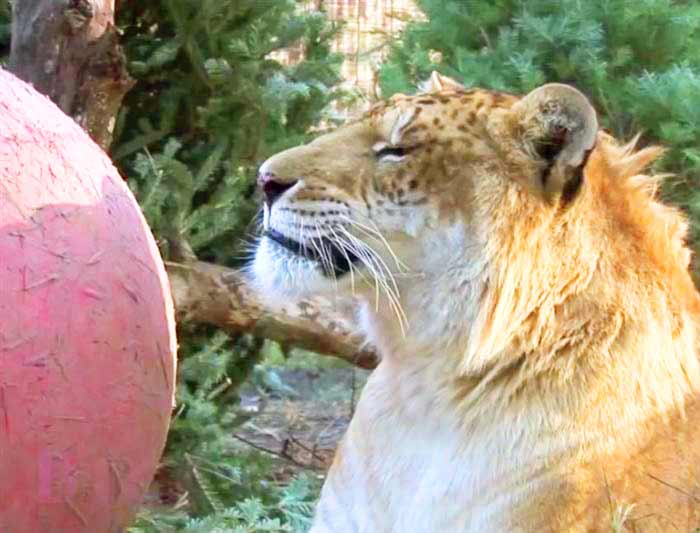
left=114, top=0, right=343, bottom=265
left=112, top=1, right=344, bottom=530
left=3, top=0, right=700, bottom=530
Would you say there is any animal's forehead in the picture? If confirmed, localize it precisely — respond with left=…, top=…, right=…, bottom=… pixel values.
left=368, top=88, right=519, bottom=140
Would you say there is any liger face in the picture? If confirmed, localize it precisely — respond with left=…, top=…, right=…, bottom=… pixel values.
left=252, top=86, right=517, bottom=299
left=251, top=75, right=597, bottom=312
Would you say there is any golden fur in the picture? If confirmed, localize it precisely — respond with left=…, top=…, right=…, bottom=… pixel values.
left=252, top=73, right=700, bottom=531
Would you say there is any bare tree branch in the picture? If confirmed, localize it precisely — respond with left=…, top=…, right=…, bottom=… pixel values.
left=166, top=261, right=378, bottom=369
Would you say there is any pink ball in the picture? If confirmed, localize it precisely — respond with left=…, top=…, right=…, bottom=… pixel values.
left=0, top=68, right=176, bottom=532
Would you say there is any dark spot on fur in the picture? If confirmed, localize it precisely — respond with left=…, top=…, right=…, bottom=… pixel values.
left=492, top=92, right=512, bottom=106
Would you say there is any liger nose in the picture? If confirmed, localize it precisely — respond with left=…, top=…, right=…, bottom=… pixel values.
left=257, top=171, right=297, bottom=206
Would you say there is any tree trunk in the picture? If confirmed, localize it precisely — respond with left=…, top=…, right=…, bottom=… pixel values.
left=8, top=0, right=378, bottom=369
left=9, top=0, right=133, bottom=150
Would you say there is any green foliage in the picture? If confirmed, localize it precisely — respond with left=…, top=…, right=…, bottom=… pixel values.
left=116, top=0, right=343, bottom=264
left=166, top=332, right=260, bottom=459
left=129, top=332, right=320, bottom=532
left=113, top=2, right=340, bottom=529
left=129, top=474, right=319, bottom=532
left=381, top=0, right=700, bottom=275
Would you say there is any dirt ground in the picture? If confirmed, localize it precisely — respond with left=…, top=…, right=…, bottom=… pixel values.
left=144, top=361, right=370, bottom=510
left=236, top=365, right=369, bottom=474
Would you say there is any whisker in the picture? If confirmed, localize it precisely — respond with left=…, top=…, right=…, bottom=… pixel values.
left=328, top=224, right=358, bottom=295
left=315, top=219, right=338, bottom=288
left=340, top=227, right=402, bottom=302
left=340, top=214, right=408, bottom=273
left=337, top=227, right=408, bottom=334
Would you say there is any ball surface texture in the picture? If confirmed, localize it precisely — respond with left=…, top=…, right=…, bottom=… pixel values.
left=0, top=68, right=176, bottom=532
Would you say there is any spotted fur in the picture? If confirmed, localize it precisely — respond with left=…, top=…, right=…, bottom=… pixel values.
left=252, top=73, right=700, bottom=532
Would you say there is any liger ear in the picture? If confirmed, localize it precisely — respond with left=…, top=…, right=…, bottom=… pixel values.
left=512, top=83, right=598, bottom=202
left=427, top=71, right=464, bottom=92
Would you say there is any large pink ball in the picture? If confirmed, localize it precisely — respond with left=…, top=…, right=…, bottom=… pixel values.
left=0, top=68, right=176, bottom=531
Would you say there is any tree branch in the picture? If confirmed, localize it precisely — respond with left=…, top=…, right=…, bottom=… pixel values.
left=9, top=0, right=133, bottom=150
left=166, top=261, right=378, bottom=369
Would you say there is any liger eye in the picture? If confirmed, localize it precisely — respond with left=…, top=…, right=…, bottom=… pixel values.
left=373, top=143, right=408, bottom=162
